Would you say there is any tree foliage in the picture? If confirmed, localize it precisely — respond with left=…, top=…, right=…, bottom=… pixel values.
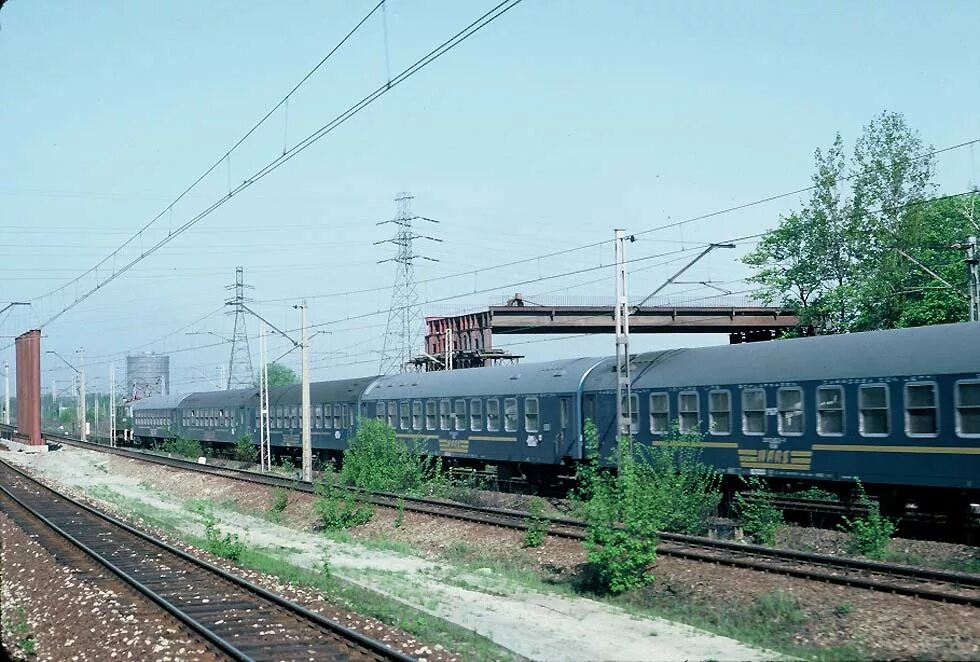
left=258, top=362, right=298, bottom=386
left=745, top=111, right=974, bottom=333
left=579, top=421, right=722, bottom=594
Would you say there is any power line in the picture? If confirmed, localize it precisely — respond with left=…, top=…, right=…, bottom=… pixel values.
left=32, top=1, right=386, bottom=304
left=257, top=137, right=980, bottom=305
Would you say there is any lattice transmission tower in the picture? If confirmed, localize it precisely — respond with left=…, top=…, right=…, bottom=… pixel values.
left=225, top=266, right=256, bottom=389
left=377, top=193, right=441, bottom=374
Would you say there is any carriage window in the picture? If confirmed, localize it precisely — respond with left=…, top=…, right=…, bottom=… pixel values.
left=525, top=397, right=539, bottom=433
left=333, top=404, right=342, bottom=429
left=425, top=401, right=437, bottom=430
left=387, top=401, right=397, bottom=429
left=400, top=401, right=411, bottom=430
left=314, top=405, right=322, bottom=429
left=742, top=389, right=766, bottom=435
left=560, top=398, right=568, bottom=430
left=956, top=381, right=980, bottom=436
left=709, top=390, right=731, bottom=434
left=376, top=402, right=386, bottom=420
left=504, top=398, right=518, bottom=432
left=817, top=386, right=844, bottom=436
left=487, top=399, right=500, bottom=431
left=859, top=385, right=889, bottom=435
left=905, top=383, right=938, bottom=436
left=453, top=400, right=466, bottom=431
left=618, top=393, right=639, bottom=430
left=440, top=399, right=451, bottom=430
left=412, top=401, right=422, bottom=430
left=471, top=399, right=483, bottom=431
left=349, top=405, right=355, bottom=427
left=778, top=388, right=804, bottom=435
left=650, top=393, right=669, bottom=434
left=678, top=391, right=699, bottom=433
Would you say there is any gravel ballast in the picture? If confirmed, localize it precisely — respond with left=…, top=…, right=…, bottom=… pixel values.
left=0, top=508, right=218, bottom=661
left=1, top=447, right=777, bottom=662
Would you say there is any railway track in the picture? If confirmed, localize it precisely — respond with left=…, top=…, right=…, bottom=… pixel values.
left=11, top=429, right=980, bottom=608
left=0, top=457, right=415, bottom=662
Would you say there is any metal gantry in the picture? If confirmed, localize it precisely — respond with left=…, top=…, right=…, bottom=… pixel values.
left=377, top=193, right=441, bottom=374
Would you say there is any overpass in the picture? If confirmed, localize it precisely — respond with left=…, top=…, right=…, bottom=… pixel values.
left=421, top=296, right=802, bottom=369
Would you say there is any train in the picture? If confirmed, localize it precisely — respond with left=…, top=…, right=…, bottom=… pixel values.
left=132, top=322, right=980, bottom=520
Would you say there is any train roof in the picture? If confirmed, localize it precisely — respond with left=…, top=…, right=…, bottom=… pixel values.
left=364, top=357, right=604, bottom=400
left=130, top=393, right=189, bottom=410
left=268, top=376, right=379, bottom=406
left=585, top=322, right=980, bottom=391
left=180, top=387, right=257, bottom=409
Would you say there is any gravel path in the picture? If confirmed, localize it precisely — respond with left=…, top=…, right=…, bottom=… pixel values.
left=2, top=447, right=776, bottom=662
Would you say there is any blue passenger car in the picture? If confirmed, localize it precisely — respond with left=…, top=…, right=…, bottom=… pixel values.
left=362, top=358, right=604, bottom=475
left=583, top=323, right=980, bottom=493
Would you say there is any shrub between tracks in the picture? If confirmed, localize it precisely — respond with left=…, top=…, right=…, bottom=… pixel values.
left=733, top=477, right=783, bottom=545
left=839, top=480, right=895, bottom=559
left=577, top=421, right=722, bottom=594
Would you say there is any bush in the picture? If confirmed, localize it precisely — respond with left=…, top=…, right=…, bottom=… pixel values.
left=839, top=481, right=895, bottom=559
left=200, top=508, right=246, bottom=561
left=522, top=497, right=550, bottom=548
left=163, top=435, right=204, bottom=459
left=268, top=488, right=289, bottom=521
left=341, top=418, right=430, bottom=493
left=234, top=433, right=258, bottom=463
left=733, top=477, right=784, bottom=545
left=314, top=478, right=374, bottom=529
left=579, top=420, right=722, bottom=594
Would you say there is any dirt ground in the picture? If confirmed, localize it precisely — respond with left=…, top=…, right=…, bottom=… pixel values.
left=1, top=447, right=776, bottom=662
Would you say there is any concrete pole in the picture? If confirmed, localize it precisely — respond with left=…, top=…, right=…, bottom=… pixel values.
left=614, top=229, right=633, bottom=442
left=969, top=236, right=979, bottom=323
left=79, top=348, right=87, bottom=441
left=300, top=301, right=312, bottom=482
left=259, top=328, right=268, bottom=471
left=262, top=330, right=271, bottom=471
left=3, top=362, right=9, bottom=425
left=109, top=364, right=116, bottom=447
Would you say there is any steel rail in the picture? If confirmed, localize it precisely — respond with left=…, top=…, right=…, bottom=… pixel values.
left=14, top=427, right=980, bottom=606
left=0, top=457, right=415, bottom=662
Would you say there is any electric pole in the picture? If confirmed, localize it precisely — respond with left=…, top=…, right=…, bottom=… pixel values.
left=614, top=229, right=632, bottom=442
left=965, top=236, right=979, bottom=323
left=296, top=301, right=312, bottom=482
left=110, top=364, right=116, bottom=447
left=3, top=361, right=8, bottom=425
left=78, top=348, right=86, bottom=441
left=225, top=267, right=256, bottom=389
left=377, top=193, right=441, bottom=374
left=259, top=327, right=271, bottom=472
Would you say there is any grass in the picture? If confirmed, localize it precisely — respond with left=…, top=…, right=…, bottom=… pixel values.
left=81, top=472, right=867, bottom=661
left=231, top=547, right=515, bottom=661
left=80, top=485, right=514, bottom=662
left=883, top=548, right=980, bottom=575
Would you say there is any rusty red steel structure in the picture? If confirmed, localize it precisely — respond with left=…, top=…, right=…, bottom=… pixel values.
left=14, top=329, right=42, bottom=446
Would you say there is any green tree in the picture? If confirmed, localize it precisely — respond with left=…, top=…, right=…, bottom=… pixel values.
left=744, top=111, right=970, bottom=333
left=258, top=362, right=298, bottom=386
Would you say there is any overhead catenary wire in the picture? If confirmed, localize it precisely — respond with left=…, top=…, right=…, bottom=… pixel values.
left=32, top=1, right=387, bottom=303
left=257, top=137, right=980, bottom=305
left=31, top=0, right=527, bottom=330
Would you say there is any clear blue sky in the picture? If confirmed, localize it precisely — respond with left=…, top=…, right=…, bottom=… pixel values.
left=2, top=1, right=979, bottom=393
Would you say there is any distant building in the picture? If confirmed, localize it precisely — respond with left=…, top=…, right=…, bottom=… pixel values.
left=127, top=353, right=170, bottom=400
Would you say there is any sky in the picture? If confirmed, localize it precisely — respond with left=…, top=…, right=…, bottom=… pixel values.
left=2, top=0, right=980, bottom=396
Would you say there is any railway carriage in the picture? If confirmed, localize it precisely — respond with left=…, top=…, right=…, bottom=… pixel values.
left=132, top=322, right=980, bottom=517
left=361, top=357, right=604, bottom=478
